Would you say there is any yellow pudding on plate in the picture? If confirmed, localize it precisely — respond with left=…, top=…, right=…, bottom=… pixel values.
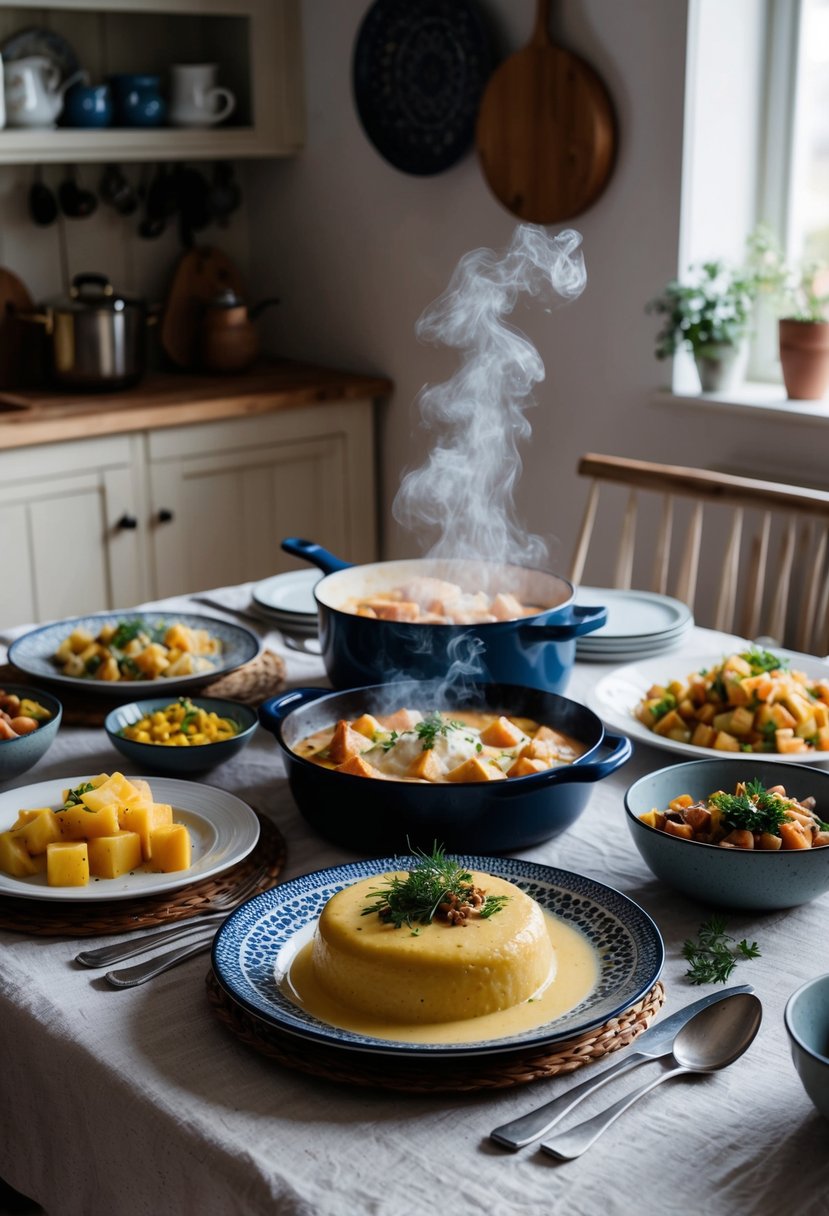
left=282, top=850, right=600, bottom=1045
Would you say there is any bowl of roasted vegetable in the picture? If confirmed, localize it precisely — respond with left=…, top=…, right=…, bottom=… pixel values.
left=105, top=696, right=257, bottom=774
left=624, top=758, right=829, bottom=909
left=0, top=685, right=62, bottom=783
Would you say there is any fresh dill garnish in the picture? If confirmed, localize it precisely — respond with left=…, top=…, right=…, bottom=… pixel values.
left=414, top=713, right=465, bottom=751
left=710, top=777, right=792, bottom=835
left=361, top=843, right=509, bottom=928
left=682, top=915, right=761, bottom=985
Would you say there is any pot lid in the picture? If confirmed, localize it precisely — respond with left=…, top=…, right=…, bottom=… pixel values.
left=43, top=273, right=143, bottom=312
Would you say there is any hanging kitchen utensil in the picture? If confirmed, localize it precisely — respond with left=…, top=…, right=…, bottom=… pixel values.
left=57, top=165, right=97, bottom=219
left=160, top=245, right=246, bottom=368
left=28, top=166, right=58, bottom=226
left=475, top=0, right=616, bottom=223
left=99, top=164, right=138, bottom=216
left=352, top=0, right=493, bottom=176
left=138, top=163, right=177, bottom=239
left=173, top=164, right=213, bottom=248
left=209, top=162, right=242, bottom=227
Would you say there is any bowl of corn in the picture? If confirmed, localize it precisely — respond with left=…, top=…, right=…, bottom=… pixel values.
left=104, top=695, right=258, bottom=774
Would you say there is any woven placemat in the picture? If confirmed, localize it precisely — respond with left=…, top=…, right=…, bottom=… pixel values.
left=205, top=974, right=666, bottom=1094
left=0, top=650, right=286, bottom=727
left=0, top=812, right=286, bottom=937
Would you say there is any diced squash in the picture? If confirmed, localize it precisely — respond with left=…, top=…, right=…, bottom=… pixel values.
left=10, top=808, right=62, bottom=854
left=0, top=831, right=40, bottom=876
left=507, top=756, right=549, bottom=778
left=663, top=820, right=694, bottom=840
left=58, top=803, right=121, bottom=840
left=328, top=720, right=374, bottom=765
left=351, top=713, right=384, bottom=740
left=88, top=832, right=143, bottom=879
left=408, top=750, right=445, bottom=781
left=653, top=709, right=687, bottom=737
left=712, top=730, right=740, bottom=752
left=728, top=706, right=756, bottom=738
left=335, top=754, right=389, bottom=779
left=479, top=716, right=526, bottom=749
left=779, top=821, right=811, bottom=850
left=47, top=841, right=89, bottom=886
left=119, top=803, right=154, bottom=859
left=446, top=756, right=507, bottom=783
left=690, top=722, right=716, bottom=748
left=149, top=824, right=191, bottom=872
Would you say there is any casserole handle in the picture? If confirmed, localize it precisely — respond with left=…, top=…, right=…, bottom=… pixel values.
left=281, top=537, right=352, bottom=575
left=500, top=733, right=632, bottom=794
left=258, top=687, right=331, bottom=735
left=520, top=604, right=607, bottom=642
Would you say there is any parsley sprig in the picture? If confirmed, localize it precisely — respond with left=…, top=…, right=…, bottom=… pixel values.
left=710, top=778, right=792, bottom=835
left=682, top=915, right=761, bottom=985
left=361, top=844, right=509, bottom=929
left=414, top=712, right=465, bottom=751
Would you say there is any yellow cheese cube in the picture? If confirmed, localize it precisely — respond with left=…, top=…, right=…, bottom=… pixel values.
left=88, top=832, right=143, bottom=879
left=149, top=824, right=191, bottom=872
left=10, top=808, right=62, bottom=854
left=0, top=830, right=40, bottom=876
left=58, top=803, right=121, bottom=840
left=47, top=841, right=89, bottom=887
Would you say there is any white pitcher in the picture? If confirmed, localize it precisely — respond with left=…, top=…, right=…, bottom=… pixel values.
left=169, top=63, right=235, bottom=128
left=4, top=55, right=83, bottom=128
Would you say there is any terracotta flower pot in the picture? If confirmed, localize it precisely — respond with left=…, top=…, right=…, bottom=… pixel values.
left=779, top=319, right=829, bottom=400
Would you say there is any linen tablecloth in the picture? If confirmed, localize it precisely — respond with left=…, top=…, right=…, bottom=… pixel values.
left=1, top=594, right=828, bottom=1216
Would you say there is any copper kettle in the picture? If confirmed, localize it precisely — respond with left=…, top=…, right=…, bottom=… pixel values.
left=199, top=288, right=279, bottom=373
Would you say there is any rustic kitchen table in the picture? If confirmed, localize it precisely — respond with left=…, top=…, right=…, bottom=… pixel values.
left=0, top=590, right=827, bottom=1216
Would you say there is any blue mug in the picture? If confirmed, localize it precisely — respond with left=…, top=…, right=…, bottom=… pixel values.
left=110, top=73, right=166, bottom=128
left=63, top=82, right=112, bottom=128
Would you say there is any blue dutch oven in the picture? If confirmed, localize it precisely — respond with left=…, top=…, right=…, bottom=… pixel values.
left=281, top=538, right=606, bottom=693
left=259, top=680, right=632, bottom=854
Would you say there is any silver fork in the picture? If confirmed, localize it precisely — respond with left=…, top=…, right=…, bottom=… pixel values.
left=75, top=862, right=270, bottom=968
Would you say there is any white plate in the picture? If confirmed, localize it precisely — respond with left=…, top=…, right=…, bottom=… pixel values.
left=252, top=570, right=321, bottom=618
left=9, top=611, right=261, bottom=696
left=589, top=649, right=829, bottom=764
left=212, top=855, right=664, bottom=1059
left=574, top=586, right=693, bottom=642
left=0, top=775, right=260, bottom=901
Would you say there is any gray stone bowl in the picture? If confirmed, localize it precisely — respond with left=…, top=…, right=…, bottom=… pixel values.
left=624, top=757, right=829, bottom=910
left=785, top=973, right=829, bottom=1120
left=105, top=696, right=258, bottom=775
left=0, top=684, right=63, bottom=784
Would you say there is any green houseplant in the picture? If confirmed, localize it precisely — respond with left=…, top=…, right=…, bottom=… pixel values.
left=647, top=260, right=756, bottom=392
left=747, top=225, right=829, bottom=400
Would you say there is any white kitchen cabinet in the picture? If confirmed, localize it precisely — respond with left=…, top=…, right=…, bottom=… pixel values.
left=0, top=434, right=147, bottom=628
left=146, top=400, right=378, bottom=598
left=0, top=0, right=304, bottom=163
left=0, top=397, right=378, bottom=627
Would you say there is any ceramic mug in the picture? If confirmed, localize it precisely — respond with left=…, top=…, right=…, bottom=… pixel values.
left=110, top=73, right=166, bottom=128
left=169, top=63, right=235, bottom=127
left=63, top=81, right=113, bottom=128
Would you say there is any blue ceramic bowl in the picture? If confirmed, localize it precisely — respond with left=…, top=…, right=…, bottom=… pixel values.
left=0, top=684, right=62, bottom=784
left=624, top=757, right=829, bottom=910
left=259, top=680, right=631, bottom=854
left=785, top=973, right=829, bottom=1120
left=281, top=538, right=606, bottom=694
left=105, top=696, right=257, bottom=775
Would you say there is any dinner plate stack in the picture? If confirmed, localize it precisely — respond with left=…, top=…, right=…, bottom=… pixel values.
left=250, top=570, right=321, bottom=636
left=574, top=587, right=693, bottom=663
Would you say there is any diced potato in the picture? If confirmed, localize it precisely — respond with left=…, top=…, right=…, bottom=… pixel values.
left=151, top=803, right=173, bottom=827
left=148, top=824, right=191, bottom=872
left=664, top=820, right=694, bottom=839
left=712, top=730, right=740, bottom=752
left=0, top=831, right=40, bottom=876
left=328, top=720, right=374, bottom=765
left=47, top=841, right=89, bottom=886
left=88, top=832, right=143, bottom=879
left=653, top=709, right=687, bottom=737
left=58, top=804, right=121, bottom=840
left=119, top=803, right=154, bottom=860
left=81, top=771, right=140, bottom=813
left=728, top=706, right=756, bottom=737
left=10, top=808, right=62, bottom=854
left=408, top=750, right=445, bottom=781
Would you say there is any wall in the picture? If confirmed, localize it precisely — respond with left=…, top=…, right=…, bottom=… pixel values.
left=245, top=0, right=829, bottom=588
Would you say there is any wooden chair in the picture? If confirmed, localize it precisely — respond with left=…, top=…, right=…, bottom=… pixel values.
left=569, top=452, right=829, bottom=654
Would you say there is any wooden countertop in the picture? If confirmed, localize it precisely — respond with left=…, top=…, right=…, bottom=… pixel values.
left=0, top=360, right=393, bottom=451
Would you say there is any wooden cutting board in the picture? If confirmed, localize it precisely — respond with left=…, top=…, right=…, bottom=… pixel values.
left=160, top=246, right=246, bottom=368
left=0, top=268, right=39, bottom=389
left=475, top=0, right=616, bottom=223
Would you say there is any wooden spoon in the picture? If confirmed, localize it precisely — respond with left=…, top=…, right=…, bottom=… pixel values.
left=475, top=0, right=616, bottom=223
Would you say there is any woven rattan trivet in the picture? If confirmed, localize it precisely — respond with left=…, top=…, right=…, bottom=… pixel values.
left=0, top=650, right=286, bottom=727
left=205, top=974, right=666, bottom=1094
left=0, top=812, right=286, bottom=937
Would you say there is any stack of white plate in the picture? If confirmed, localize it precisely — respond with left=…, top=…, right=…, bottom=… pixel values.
left=574, top=586, right=694, bottom=662
left=250, top=569, right=321, bottom=637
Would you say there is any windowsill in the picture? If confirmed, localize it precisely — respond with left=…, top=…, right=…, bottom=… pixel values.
left=654, top=382, right=829, bottom=424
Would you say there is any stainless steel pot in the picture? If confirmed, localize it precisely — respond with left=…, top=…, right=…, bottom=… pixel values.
left=27, top=273, right=154, bottom=390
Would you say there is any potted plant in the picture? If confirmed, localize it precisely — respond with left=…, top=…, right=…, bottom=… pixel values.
left=647, top=260, right=756, bottom=392
left=747, top=225, right=829, bottom=400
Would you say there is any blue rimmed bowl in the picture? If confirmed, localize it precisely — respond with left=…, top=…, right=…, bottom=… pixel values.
left=624, top=757, right=829, bottom=910
left=259, top=679, right=631, bottom=854
left=105, top=696, right=258, bottom=775
left=0, top=684, right=62, bottom=784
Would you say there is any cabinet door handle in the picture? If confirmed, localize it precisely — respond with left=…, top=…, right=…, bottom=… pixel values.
left=116, top=513, right=138, bottom=530
left=157, top=509, right=174, bottom=524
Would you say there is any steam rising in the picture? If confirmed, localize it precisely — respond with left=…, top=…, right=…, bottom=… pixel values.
left=393, top=225, right=586, bottom=568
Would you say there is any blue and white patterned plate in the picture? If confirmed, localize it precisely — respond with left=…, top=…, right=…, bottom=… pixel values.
left=9, top=612, right=261, bottom=697
left=212, top=856, right=665, bottom=1059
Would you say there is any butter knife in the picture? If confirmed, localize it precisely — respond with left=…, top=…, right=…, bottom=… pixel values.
left=489, top=983, right=754, bottom=1150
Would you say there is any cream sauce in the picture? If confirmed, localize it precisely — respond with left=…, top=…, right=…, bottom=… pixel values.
left=280, top=911, right=600, bottom=1045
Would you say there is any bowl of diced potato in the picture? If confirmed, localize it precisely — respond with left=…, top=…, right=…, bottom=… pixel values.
left=0, top=685, right=62, bottom=784
left=624, top=758, right=829, bottom=910
left=105, top=696, right=257, bottom=775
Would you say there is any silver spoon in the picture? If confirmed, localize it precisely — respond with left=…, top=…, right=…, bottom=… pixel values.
left=540, top=992, right=762, bottom=1161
